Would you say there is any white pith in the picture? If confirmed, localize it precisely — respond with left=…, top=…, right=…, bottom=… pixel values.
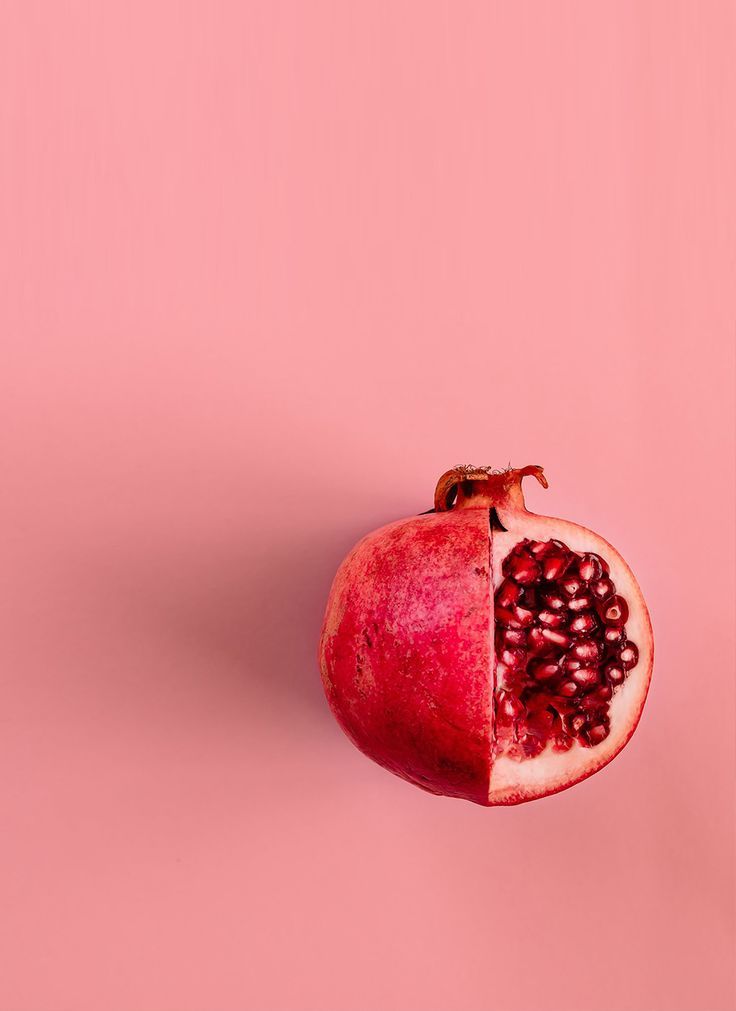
left=487, top=512, right=653, bottom=805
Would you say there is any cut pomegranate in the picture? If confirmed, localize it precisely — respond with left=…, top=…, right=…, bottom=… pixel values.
left=320, top=465, right=653, bottom=806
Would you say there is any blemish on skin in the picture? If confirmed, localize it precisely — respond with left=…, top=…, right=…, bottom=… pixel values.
left=320, top=657, right=334, bottom=694
left=353, top=651, right=376, bottom=699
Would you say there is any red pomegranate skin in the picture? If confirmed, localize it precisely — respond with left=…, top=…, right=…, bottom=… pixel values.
left=320, top=508, right=491, bottom=803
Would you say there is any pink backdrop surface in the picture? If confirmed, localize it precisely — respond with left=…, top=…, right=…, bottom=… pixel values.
left=1, top=3, right=734, bottom=1010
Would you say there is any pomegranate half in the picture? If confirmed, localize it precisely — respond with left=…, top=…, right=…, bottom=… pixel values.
left=319, top=466, right=653, bottom=805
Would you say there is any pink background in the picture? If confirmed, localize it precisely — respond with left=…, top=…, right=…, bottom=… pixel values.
left=1, top=3, right=734, bottom=1010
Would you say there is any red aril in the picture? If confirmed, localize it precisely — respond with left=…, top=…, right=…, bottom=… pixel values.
left=604, top=626, right=626, bottom=645
left=320, top=465, right=654, bottom=805
left=576, top=552, right=609, bottom=581
left=570, top=667, right=600, bottom=689
left=496, top=578, right=521, bottom=608
left=540, top=587, right=567, bottom=611
left=591, top=577, right=615, bottom=602
left=569, top=638, right=603, bottom=662
left=598, top=595, right=629, bottom=627
left=619, top=641, right=640, bottom=669
left=568, top=593, right=595, bottom=613
left=569, top=613, right=599, bottom=636
left=541, top=628, right=572, bottom=649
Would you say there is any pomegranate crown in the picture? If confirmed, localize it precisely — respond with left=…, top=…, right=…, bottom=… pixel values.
left=434, top=464, right=548, bottom=513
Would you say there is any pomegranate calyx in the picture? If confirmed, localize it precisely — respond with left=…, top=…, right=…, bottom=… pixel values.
left=434, top=465, right=548, bottom=513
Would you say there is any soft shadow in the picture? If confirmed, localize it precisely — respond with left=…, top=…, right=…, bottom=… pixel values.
left=83, top=527, right=362, bottom=728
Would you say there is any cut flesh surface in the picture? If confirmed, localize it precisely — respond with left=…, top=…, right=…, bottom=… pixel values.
left=487, top=513, right=653, bottom=805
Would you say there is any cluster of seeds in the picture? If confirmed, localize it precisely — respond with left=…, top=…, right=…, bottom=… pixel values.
left=494, top=539, right=639, bottom=759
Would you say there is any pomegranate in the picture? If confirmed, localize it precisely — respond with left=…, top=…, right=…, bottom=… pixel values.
left=319, top=466, right=653, bottom=805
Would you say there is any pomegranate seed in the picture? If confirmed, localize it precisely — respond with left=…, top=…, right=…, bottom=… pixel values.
left=552, top=734, right=574, bottom=752
left=541, top=628, right=572, bottom=650
left=500, top=647, right=526, bottom=670
left=568, top=593, right=594, bottom=613
left=514, top=606, right=535, bottom=627
left=526, top=709, right=555, bottom=736
left=493, top=538, right=641, bottom=766
left=604, top=663, right=625, bottom=686
left=496, top=578, right=521, bottom=608
left=538, top=609, right=567, bottom=629
left=506, top=540, right=530, bottom=558
left=528, top=660, right=560, bottom=682
left=586, top=723, right=610, bottom=746
left=569, top=612, right=599, bottom=636
left=591, top=577, right=615, bottom=602
left=502, top=627, right=527, bottom=648
left=558, top=680, right=579, bottom=697
left=566, top=713, right=587, bottom=735
left=527, top=627, right=549, bottom=654
left=525, top=690, right=555, bottom=711
left=540, top=587, right=567, bottom=611
left=580, top=687, right=612, bottom=710
left=569, top=638, right=602, bottom=662
left=560, top=575, right=582, bottom=598
left=495, top=606, right=515, bottom=628
left=521, top=734, right=545, bottom=758
left=619, top=641, right=639, bottom=669
left=542, top=552, right=571, bottom=580
left=571, top=667, right=599, bottom=689
left=551, top=695, right=577, bottom=715
left=502, top=551, right=541, bottom=585
left=521, top=586, right=539, bottom=609
left=496, top=605, right=534, bottom=629
left=577, top=552, right=609, bottom=582
left=498, top=691, right=524, bottom=720
left=604, top=626, right=625, bottom=645
left=597, top=594, right=629, bottom=627
left=499, top=671, right=527, bottom=696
